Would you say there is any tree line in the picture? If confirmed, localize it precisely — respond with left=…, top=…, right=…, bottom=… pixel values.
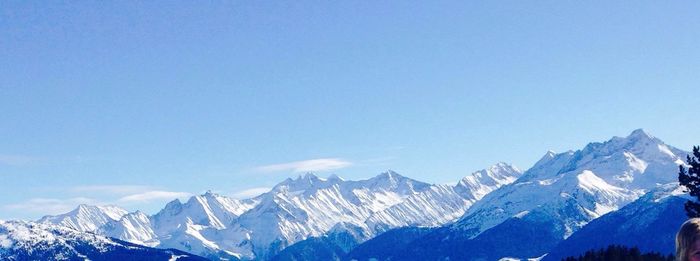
left=561, top=245, right=673, bottom=261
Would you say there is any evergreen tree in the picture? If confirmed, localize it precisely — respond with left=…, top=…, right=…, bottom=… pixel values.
left=679, top=146, right=700, bottom=218
left=561, top=245, right=673, bottom=261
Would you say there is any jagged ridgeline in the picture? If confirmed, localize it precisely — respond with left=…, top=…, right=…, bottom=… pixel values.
left=5, top=129, right=689, bottom=260
left=0, top=220, right=208, bottom=260
left=33, top=164, right=523, bottom=260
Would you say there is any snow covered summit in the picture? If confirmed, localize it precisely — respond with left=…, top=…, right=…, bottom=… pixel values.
left=455, top=129, right=688, bottom=238
left=0, top=220, right=207, bottom=260
left=37, top=164, right=522, bottom=260
left=38, top=204, right=128, bottom=232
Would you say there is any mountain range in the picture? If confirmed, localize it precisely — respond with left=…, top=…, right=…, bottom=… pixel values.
left=35, top=161, right=522, bottom=260
left=2, top=129, right=692, bottom=260
left=0, top=220, right=207, bottom=260
left=348, top=129, right=689, bottom=260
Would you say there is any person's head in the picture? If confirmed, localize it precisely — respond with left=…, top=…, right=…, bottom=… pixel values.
left=677, top=218, right=700, bottom=261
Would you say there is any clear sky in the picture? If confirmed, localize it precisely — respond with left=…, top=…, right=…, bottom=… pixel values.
left=1, top=1, right=699, bottom=220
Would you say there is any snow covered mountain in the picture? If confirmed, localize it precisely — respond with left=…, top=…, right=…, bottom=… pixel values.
left=0, top=220, right=208, bottom=260
left=390, top=129, right=688, bottom=260
left=269, top=223, right=373, bottom=261
left=117, top=191, right=258, bottom=259
left=543, top=183, right=688, bottom=260
left=230, top=166, right=521, bottom=259
left=152, top=191, right=258, bottom=233
left=99, top=211, right=158, bottom=247
left=454, top=162, right=522, bottom=201
left=242, top=165, right=521, bottom=260
left=37, top=164, right=521, bottom=260
left=38, top=204, right=128, bottom=233
left=345, top=226, right=433, bottom=261
left=364, top=163, right=521, bottom=231
left=454, top=129, right=686, bottom=238
left=23, top=129, right=688, bottom=260
left=223, top=171, right=435, bottom=259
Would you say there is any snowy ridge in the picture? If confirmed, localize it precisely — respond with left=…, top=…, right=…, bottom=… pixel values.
left=152, top=191, right=257, bottom=233
left=365, top=163, right=522, bottom=231
left=1, top=220, right=116, bottom=253
left=454, top=169, right=639, bottom=240
left=453, top=129, right=687, bottom=241
left=0, top=220, right=207, bottom=260
left=364, top=184, right=469, bottom=230
left=227, top=171, right=435, bottom=259
left=29, top=129, right=685, bottom=260
left=186, top=130, right=684, bottom=259
left=543, top=183, right=689, bottom=260
left=38, top=204, right=128, bottom=232
left=238, top=167, right=519, bottom=259
left=146, top=191, right=258, bottom=259
left=100, top=211, right=159, bottom=247
left=455, top=162, right=522, bottom=201
left=36, top=164, right=521, bottom=260
left=20, top=130, right=687, bottom=260
left=352, top=130, right=690, bottom=261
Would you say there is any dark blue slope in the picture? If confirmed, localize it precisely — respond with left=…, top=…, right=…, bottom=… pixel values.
left=270, top=226, right=367, bottom=261
left=269, top=236, right=347, bottom=261
left=346, top=226, right=433, bottom=261
left=1, top=237, right=210, bottom=261
left=389, top=198, right=588, bottom=261
left=544, top=194, right=687, bottom=261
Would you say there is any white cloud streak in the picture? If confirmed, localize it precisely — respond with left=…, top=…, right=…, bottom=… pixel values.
left=230, top=187, right=271, bottom=199
left=254, top=158, right=352, bottom=173
left=4, top=187, right=193, bottom=219
left=4, top=197, right=101, bottom=216
left=0, top=154, right=39, bottom=166
left=117, top=191, right=191, bottom=203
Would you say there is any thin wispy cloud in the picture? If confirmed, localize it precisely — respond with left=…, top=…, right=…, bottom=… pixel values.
left=255, top=158, right=352, bottom=173
left=0, top=154, right=40, bottom=166
left=4, top=197, right=101, bottom=216
left=117, top=190, right=191, bottom=204
left=230, top=187, right=271, bottom=199
left=4, top=187, right=192, bottom=218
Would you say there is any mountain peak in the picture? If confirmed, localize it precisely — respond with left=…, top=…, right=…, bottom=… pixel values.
left=162, top=199, right=183, bottom=214
left=371, top=170, right=404, bottom=184
left=203, top=190, right=218, bottom=198
left=493, top=161, right=510, bottom=167
left=69, top=204, right=126, bottom=216
left=606, top=128, right=658, bottom=147
left=358, top=170, right=431, bottom=195
left=271, top=172, right=333, bottom=194
left=299, top=172, right=321, bottom=181
left=75, top=204, right=92, bottom=211
left=530, top=150, right=560, bottom=171
left=628, top=128, right=652, bottom=139
left=285, top=172, right=323, bottom=183
left=489, top=162, right=520, bottom=173
left=545, top=150, right=557, bottom=158
left=377, top=170, right=401, bottom=179
left=166, top=198, right=182, bottom=206
left=578, top=129, right=666, bottom=158
left=38, top=204, right=128, bottom=233
left=327, top=174, right=344, bottom=181
left=1, top=220, right=202, bottom=260
left=455, top=163, right=523, bottom=201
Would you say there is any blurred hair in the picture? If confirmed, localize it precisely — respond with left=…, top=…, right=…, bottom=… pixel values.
left=677, top=218, right=700, bottom=261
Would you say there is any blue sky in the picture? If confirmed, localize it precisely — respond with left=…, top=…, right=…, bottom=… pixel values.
left=1, top=1, right=699, bottom=220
